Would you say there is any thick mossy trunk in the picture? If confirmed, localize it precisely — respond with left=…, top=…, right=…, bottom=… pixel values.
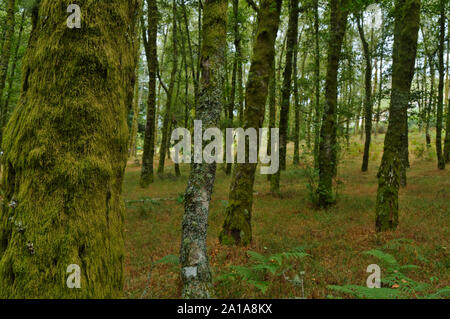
left=220, top=0, right=282, bottom=246
left=0, top=0, right=16, bottom=145
left=357, top=15, right=373, bottom=173
left=157, top=0, right=178, bottom=176
left=180, top=0, right=228, bottom=298
left=317, top=0, right=349, bottom=208
left=0, top=0, right=140, bottom=297
left=376, top=0, right=420, bottom=232
left=140, top=0, right=158, bottom=187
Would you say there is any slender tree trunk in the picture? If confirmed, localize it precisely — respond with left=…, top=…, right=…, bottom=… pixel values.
left=294, top=40, right=307, bottom=165
left=180, top=0, right=228, bottom=298
left=317, top=0, right=349, bottom=208
left=357, top=15, right=373, bottom=172
left=129, top=71, right=140, bottom=158
left=375, top=20, right=386, bottom=137
left=426, top=55, right=435, bottom=148
left=158, top=0, right=179, bottom=175
left=376, top=0, right=420, bottom=232
left=2, top=10, right=25, bottom=119
left=444, top=21, right=450, bottom=163
left=0, top=0, right=140, bottom=297
left=267, top=62, right=276, bottom=181
left=436, top=0, right=445, bottom=170
left=0, top=0, right=16, bottom=145
left=220, top=0, right=282, bottom=246
left=140, top=0, right=158, bottom=187
left=313, top=0, right=321, bottom=168
left=271, top=0, right=298, bottom=193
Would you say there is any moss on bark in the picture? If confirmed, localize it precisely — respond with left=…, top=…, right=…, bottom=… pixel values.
left=0, top=0, right=141, bottom=298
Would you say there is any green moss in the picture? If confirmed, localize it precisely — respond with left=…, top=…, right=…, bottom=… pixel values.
left=0, top=0, right=141, bottom=298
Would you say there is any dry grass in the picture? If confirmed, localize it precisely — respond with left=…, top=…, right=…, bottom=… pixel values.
left=123, top=130, right=449, bottom=299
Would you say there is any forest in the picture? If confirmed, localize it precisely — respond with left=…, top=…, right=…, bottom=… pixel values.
left=0, top=0, right=448, bottom=300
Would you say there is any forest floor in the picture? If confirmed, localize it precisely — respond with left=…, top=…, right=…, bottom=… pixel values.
left=123, top=130, right=449, bottom=299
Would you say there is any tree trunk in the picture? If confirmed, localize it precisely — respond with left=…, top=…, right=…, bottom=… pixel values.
left=140, top=0, right=158, bottom=187
left=0, top=0, right=16, bottom=145
left=294, top=39, right=307, bottom=165
left=180, top=0, right=228, bottom=298
left=158, top=1, right=179, bottom=176
left=0, top=0, right=140, bottom=297
left=313, top=0, right=321, bottom=168
left=357, top=14, right=373, bottom=172
left=271, top=0, right=299, bottom=194
left=317, top=0, right=349, bottom=208
left=444, top=21, right=450, bottom=163
left=2, top=10, right=25, bottom=120
left=435, top=0, right=445, bottom=170
left=376, top=0, right=420, bottom=232
left=219, top=0, right=282, bottom=246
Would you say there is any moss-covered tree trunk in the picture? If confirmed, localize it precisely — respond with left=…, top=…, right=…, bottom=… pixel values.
left=180, top=0, right=228, bottom=298
left=219, top=0, right=282, bottom=246
left=0, top=0, right=140, bottom=297
left=317, top=0, right=349, bottom=208
left=157, top=0, right=178, bottom=176
left=0, top=0, right=16, bottom=145
left=435, top=0, right=445, bottom=170
left=375, top=0, right=420, bottom=232
left=357, top=14, right=373, bottom=173
left=140, top=0, right=158, bottom=186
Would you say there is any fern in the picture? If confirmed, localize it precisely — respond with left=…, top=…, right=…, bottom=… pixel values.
left=328, top=247, right=449, bottom=299
left=217, top=248, right=309, bottom=295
